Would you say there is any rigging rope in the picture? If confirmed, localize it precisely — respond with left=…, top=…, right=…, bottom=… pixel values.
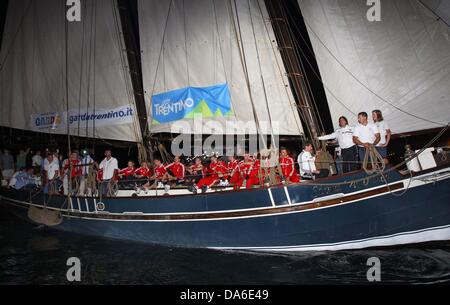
left=247, top=0, right=277, bottom=147
left=229, top=0, right=267, bottom=149
left=416, top=0, right=450, bottom=28
left=212, top=0, right=234, bottom=114
left=77, top=0, right=88, bottom=138
left=361, top=145, right=385, bottom=175
left=144, top=0, right=174, bottom=139
left=64, top=1, right=73, bottom=197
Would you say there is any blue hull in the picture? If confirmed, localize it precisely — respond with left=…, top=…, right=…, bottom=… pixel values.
left=1, top=168, right=450, bottom=251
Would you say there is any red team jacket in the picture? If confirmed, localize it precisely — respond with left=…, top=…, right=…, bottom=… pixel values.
left=165, top=162, right=186, bottom=179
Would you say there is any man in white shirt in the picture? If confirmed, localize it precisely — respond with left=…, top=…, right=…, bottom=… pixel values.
left=78, top=149, right=94, bottom=196
left=318, top=116, right=358, bottom=173
left=99, top=149, right=119, bottom=196
left=353, top=112, right=381, bottom=163
left=297, top=142, right=320, bottom=180
left=43, top=153, right=60, bottom=194
left=372, top=110, right=391, bottom=164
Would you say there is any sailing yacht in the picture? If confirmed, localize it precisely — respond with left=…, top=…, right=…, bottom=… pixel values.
left=0, top=0, right=449, bottom=251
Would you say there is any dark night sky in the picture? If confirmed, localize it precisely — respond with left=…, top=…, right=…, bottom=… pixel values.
left=0, top=0, right=334, bottom=134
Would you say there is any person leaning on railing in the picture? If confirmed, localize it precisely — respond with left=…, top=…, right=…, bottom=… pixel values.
left=318, top=116, right=358, bottom=173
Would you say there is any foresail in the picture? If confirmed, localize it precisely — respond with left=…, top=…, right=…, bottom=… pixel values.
left=0, top=0, right=141, bottom=142
left=297, top=0, right=450, bottom=134
left=138, top=0, right=304, bottom=135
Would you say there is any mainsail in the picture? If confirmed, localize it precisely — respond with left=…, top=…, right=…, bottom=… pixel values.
left=138, top=0, right=304, bottom=136
left=297, top=0, right=450, bottom=134
left=0, top=0, right=142, bottom=142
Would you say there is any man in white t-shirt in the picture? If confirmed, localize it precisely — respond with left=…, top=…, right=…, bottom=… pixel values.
left=353, top=112, right=381, bottom=164
left=78, top=149, right=95, bottom=196
left=99, top=149, right=119, bottom=196
left=43, top=153, right=60, bottom=194
left=318, top=116, right=358, bottom=173
left=297, top=142, right=320, bottom=180
left=372, top=110, right=391, bottom=164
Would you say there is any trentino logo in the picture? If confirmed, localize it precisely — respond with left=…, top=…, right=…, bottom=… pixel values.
left=154, top=98, right=195, bottom=116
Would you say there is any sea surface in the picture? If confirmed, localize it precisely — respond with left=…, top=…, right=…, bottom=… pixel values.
left=1, top=205, right=449, bottom=285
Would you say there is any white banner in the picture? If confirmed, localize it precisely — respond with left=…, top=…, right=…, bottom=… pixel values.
left=30, top=105, right=135, bottom=132
left=63, top=105, right=135, bottom=128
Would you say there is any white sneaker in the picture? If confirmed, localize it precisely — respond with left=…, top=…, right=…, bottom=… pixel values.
left=164, top=184, right=170, bottom=194
left=219, top=180, right=229, bottom=187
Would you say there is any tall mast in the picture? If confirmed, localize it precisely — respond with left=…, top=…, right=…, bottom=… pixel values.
left=264, top=0, right=323, bottom=149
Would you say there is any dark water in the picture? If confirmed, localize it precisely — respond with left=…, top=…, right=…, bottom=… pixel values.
left=1, top=206, right=450, bottom=285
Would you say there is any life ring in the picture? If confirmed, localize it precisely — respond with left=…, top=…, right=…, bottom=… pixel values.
left=96, top=202, right=105, bottom=211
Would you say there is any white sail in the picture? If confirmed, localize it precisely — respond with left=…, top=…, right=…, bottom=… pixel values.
left=138, top=0, right=304, bottom=135
left=0, top=0, right=142, bottom=142
left=298, top=0, right=450, bottom=134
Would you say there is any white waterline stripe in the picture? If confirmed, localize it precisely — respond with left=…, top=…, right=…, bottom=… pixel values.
left=211, top=225, right=450, bottom=252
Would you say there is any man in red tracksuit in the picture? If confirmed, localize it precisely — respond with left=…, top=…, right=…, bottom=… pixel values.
left=119, top=161, right=136, bottom=179
left=151, top=159, right=168, bottom=184
left=227, top=155, right=240, bottom=189
left=197, top=156, right=227, bottom=192
left=165, top=155, right=186, bottom=186
left=279, top=148, right=300, bottom=184
left=248, top=153, right=261, bottom=189
left=134, top=161, right=152, bottom=179
left=237, top=153, right=257, bottom=189
left=134, top=161, right=152, bottom=193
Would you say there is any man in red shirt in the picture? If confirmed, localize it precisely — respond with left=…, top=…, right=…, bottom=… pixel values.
left=197, top=156, right=227, bottom=193
left=247, top=153, right=261, bottom=189
left=146, top=159, right=170, bottom=195
left=237, top=153, right=255, bottom=189
left=279, top=148, right=300, bottom=184
left=134, top=161, right=152, bottom=179
left=227, top=155, right=240, bottom=190
left=62, top=152, right=82, bottom=195
left=187, top=157, right=205, bottom=194
left=165, top=155, right=186, bottom=186
left=133, top=161, right=152, bottom=194
left=119, top=161, right=136, bottom=179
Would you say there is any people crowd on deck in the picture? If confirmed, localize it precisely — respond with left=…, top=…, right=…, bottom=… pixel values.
left=0, top=110, right=392, bottom=195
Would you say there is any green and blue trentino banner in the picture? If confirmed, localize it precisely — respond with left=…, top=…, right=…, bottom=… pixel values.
left=151, top=84, right=233, bottom=125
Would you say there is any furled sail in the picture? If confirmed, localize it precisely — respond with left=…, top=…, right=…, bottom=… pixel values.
left=298, top=0, right=450, bottom=134
left=138, top=0, right=304, bottom=135
left=0, top=0, right=142, bottom=142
